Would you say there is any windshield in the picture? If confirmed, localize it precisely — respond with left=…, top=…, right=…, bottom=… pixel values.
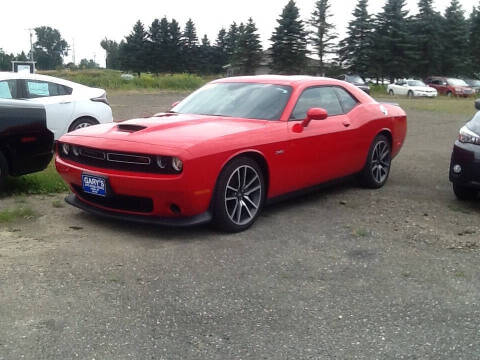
left=407, top=80, right=426, bottom=87
left=346, top=75, right=365, bottom=85
left=447, top=78, right=469, bottom=87
left=466, top=79, right=480, bottom=87
left=172, top=82, right=293, bottom=120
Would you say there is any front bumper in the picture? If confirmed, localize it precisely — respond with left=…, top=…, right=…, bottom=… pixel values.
left=56, top=156, right=213, bottom=220
left=449, top=141, right=480, bottom=189
left=414, top=92, right=437, bottom=98
left=66, top=194, right=212, bottom=227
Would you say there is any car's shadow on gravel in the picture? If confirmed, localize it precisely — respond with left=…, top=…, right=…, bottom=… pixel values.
left=71, top=179, right=359, bottom=241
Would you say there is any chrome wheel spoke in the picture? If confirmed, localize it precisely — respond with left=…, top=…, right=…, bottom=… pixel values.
left=224, top=164, right=262, bottom=226
left=371, top=141, right=390, bottom=183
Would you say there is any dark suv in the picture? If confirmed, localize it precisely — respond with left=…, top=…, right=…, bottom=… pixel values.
left=450, top=99, right=480, bottom=199
left=425, top=76, right=474, bottom=97
left=0, top=99, right=54, bottom=189
left=338, top=74, right=370, bottom=94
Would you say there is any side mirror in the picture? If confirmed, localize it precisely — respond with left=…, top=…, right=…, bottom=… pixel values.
left=302, top=108, right=328, bottom=127
left=475, top=99, right=480, bottom=111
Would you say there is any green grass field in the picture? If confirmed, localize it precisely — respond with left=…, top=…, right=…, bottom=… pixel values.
left=40, top=70, right=208, bottom=91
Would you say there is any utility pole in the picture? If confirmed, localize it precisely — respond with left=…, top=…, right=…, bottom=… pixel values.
left=72, top=38, right=76, bottom=65
left=27, top=28, right=34, bottom=62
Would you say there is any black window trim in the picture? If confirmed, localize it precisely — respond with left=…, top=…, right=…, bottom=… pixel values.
left=288, top=85, right=360, bottom=121
left=24, top=79, right=72, bottom=98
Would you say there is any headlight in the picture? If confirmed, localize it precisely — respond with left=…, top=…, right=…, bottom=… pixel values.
left=459, top=126, right=480, bottom=145
left=72, top=146, right=80, bottom=156
left=156, top=156, right=167, bottom=169
left=61, top=143, right=70, bottom=155
left=172, top=157, right=183, bottom=172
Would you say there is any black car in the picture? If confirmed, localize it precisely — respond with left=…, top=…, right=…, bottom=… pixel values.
left=449, top=99, right=480, bottom=199
left=0, top=99, right=54, bottom=189
left=338, top=74, right=371, bottom=94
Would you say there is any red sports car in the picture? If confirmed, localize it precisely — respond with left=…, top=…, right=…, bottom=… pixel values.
left=56, top=76, right=407, bottom=232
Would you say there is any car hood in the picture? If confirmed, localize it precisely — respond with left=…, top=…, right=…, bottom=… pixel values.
left=62, top=113, right=269, bottom=149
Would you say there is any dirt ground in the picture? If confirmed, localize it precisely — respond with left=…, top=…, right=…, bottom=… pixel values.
left=1, top=92, right=480, bottom=359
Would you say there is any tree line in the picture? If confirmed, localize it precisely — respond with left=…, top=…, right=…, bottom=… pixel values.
left=2, top=0, right=480, bottom=81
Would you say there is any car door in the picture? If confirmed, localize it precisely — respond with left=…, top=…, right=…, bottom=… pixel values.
left=285, top=86, right=361, bottom=190
left=22, top=79, right=75, bottom=140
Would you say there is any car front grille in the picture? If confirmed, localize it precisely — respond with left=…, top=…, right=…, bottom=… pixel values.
left=59, top=144, right=179, bottom=174
left=73, top=185, right=154, bottom=213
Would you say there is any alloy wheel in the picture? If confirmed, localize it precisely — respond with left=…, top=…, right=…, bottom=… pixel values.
left=371, top=141, right=390, bottom=184
left=224, top=165, right=262, bottom=226
left=75, top=122, right=92, bottom=130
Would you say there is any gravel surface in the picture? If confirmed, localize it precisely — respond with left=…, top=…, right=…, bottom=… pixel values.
left=1, top=92, right=480, bottom=359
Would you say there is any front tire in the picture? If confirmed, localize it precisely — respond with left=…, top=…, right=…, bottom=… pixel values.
left=453, top=184, right=478, bottom=201
left=212, top=157, right=265, bottom=232
left=0, top=151, right=8, bottom=191
left=358, top=134, right=392, bottom=189
left=389, top=90, right=394, bottom=96
left=407, top=90, right=414, bottom=98
left=68, top=117, right=99, bottom=132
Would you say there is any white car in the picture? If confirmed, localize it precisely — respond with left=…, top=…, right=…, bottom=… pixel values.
left=387, top=79, right=437, bottom=98
left=0, top=72, right=113, bottom=140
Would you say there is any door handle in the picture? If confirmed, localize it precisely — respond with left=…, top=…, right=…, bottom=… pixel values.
left=60, top=101, right=72, bottom=104
left=342, top=120, right=351, bottom=127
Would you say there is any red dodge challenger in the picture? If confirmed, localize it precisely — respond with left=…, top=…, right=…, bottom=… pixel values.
left=56, top=76, right=407, bottom=232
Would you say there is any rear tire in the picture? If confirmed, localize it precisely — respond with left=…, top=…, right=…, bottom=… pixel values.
left=447, top=91, right=453, bottom=98
left=68, top=117, right=99, bottom=132
left=453, top=184, right=478, bottom=201
left=358, top=134, right=392, bottom=189
left=212, top=157, right=265, bottom=232
left=0, top=152, right=8, bottom=191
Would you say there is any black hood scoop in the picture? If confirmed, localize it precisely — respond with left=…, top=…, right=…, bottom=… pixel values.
left=116, top=124, right=147, bottom=133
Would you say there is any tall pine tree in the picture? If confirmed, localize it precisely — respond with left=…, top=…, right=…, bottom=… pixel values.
left=469, top=4, right=480, bottom=75
left=182, top=18, right=199, bottom=72
left=441, top=0, right=470, bottom=75
left=308, top=0, right=337, bottom=75
left=270, top=0, right=308, bottom=74
left=410, top=0, right=443, bottom=77
left=232, top=18, right=263, bottom=75
left=149, top=17, right=170, bottom=73
left=338, top=0, right=373, bottom=75
left=371, top=0, right=412, bottom=81
left=119, top=20, right=148, bottom=76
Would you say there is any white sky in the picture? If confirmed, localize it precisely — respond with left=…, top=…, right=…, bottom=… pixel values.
left=1, top=0, right=478, bottom=66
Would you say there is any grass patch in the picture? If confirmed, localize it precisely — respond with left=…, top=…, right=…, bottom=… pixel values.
left=4, top=162, right=68, bottom=196
left=353, top=228, right=369, bottom=237
left=39, top=70, right=208, bottom=91
left=0, top=207, right=36, bottom=223
left=52, top=200, right=65, bottom=208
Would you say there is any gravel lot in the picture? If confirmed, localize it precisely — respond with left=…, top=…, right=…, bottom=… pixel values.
left=1, top=92, right=480, bottom=359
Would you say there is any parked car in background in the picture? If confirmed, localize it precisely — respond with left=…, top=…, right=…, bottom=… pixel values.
left=0, top=72, right=113, bottom=140
left=462, top=78, right=480, bottom=94
left=425, top=76, right=474, bottom=97
left=0, top=99, right=54, bottom=189
left=387, top=79, right=437, bottom=98
left=338, top=74, right=370, bottom=94
left=56, top=75, right=407, bottom=232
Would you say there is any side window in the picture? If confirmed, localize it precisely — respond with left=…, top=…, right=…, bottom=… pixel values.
left=0, top=80, right=18, bottom=99
left=334, top=87, right=358, bottom=113
left=290, top=87, right=343, bottom=120
left=26, top=80, right=72, bottom=98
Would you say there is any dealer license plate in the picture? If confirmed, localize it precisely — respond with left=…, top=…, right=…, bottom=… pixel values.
left=82, top=174, right=107, bottom=197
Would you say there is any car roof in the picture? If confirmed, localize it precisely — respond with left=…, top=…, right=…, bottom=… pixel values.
left=213, top=75, right=336, bottom=86
left=0, top=71, right=81, bottom=88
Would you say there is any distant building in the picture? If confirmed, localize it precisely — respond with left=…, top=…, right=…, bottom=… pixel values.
left=224, top=50, right=322, bottom=76
left=11, top=61, right=36, bottom=73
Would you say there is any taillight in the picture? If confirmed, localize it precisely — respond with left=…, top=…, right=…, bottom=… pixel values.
left=91, top=92, right=109, bottom=105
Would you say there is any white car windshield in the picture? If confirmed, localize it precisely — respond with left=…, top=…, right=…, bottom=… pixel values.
left=172, top=83, right=293, bottom=120
left=407, top=80, right=426, bottom=87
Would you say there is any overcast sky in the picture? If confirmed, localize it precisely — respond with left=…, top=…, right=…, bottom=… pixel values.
left=1, top=0, right=478, bottom=66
